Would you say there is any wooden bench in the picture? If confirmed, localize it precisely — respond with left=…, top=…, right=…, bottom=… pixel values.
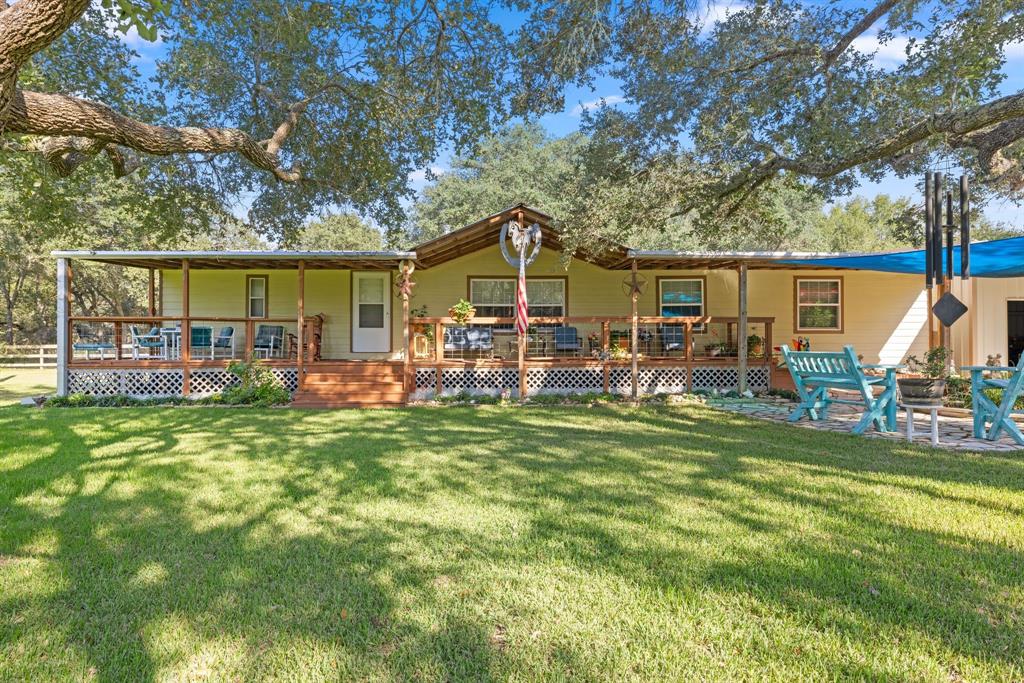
left=966, top=356, right=1024, bottom=445
left=780, top=345, right=900, bottom=434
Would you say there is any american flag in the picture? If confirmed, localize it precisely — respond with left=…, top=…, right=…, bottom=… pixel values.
left=515, top=256, right=529, bottom=335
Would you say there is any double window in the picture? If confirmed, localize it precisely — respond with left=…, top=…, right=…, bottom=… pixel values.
left=659, top=278, right=705, bottom=318
left=795, top=278, right=842, bottom=331
left=469, top=278, right=566, bottom=318
left=247, top=275, right=268, bottom=318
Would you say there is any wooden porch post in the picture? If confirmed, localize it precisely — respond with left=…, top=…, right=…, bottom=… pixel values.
left=400, top=261, right=413, bottom=393
left=764, top=320, right=773, bottom=389
left=737, top=262, right=749, bottom=394
left=630, top=259, right=639, bottom=400
left=148, top=268, right=156, bottom=316
left=56, top=258, right=69, bottom=396
left=181, top=258, right=191, bottom=396
left=685, top=321, right=693, bottom=392
left=434, top=321, right=444, bottom=396
left=297, top=260, right=305, bottom=391
left=602, top=320, right=610, bottom=393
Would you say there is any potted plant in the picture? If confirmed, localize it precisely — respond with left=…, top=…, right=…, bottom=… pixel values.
left=898, top=346, right=950, bottom=406
left=448, top=298, right=476, bottom=325
left=747, top=333, right=764, bottom=357
left=705, top=341, right=725, bottom=357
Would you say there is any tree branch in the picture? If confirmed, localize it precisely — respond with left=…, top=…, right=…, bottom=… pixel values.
left=711, top=91, right=1024, bottom=201
left=5, top=89, right=303, bottom=181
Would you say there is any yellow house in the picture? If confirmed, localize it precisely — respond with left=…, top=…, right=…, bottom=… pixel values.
left=54, top=204, right=976, bottom=407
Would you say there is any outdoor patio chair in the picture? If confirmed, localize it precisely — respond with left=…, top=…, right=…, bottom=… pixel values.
left=213, top=326, right=235, bottom=358
left=659, top=325, right=686, bottom=354
left=72, top=324, right=115, bottom=360
left=443, top=326, right=494, bottom=354
left=130, top=325, right=167, bottom=360
left=253, top=324, right=285, bottom=358
left=553, top=326, right=583, bottom=355
left=190, top=325, right=214, bottom=359
left=966, top=355, right=1024, bottom=445
left=781, top=344, right=900, bottom=434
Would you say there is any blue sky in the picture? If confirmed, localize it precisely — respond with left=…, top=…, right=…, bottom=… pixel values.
left=123, top=2, right=1024, bottom=228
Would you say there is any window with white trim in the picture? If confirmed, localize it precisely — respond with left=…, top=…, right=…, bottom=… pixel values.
left=469, top=278, right=565, bottom=318
left=795, top=278, right=842, bottom=331
left=659, top=279, right=704, bottom=318
left=247, top=275, right=268, bottom=318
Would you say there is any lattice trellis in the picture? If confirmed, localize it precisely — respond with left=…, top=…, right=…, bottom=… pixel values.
left=67, top=369, right=184, bottom=397
left=608, top=367, right=689, bottom=395
left=639, top=367, right=688, bottom=394
left=526, top=367, right=603, bottom=395
left=415, top=368, right=437, bottom=391
left=691, top=365, right=770, bottom=391
left=189, top=369, right=240, bottom=397
left=271, top=368, right=299, bottom=393
left=746, top=366, right=770, bottom=390
left=441, top=367, right=518, bottom=396
left=691, top=366, right=738, bottom=390
left=609, top=367, right=632, bottom=394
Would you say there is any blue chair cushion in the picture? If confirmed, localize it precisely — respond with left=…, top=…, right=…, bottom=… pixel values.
left=554, top=327, right=581, bottom=350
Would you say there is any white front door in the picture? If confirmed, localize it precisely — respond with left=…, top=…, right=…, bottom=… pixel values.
left=352, top=272, right=390, bottom=352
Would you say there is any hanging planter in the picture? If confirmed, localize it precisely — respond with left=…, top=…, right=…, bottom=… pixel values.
left=448, top=299, right=476, bottom=325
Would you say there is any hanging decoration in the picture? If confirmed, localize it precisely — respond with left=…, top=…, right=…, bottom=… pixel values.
left=621, top=274, right=648, bottom=297
left=924, top=172, right=971, bottom=329
left=500, top=219, right=542, bottom=334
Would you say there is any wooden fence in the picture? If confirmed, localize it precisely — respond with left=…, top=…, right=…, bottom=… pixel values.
left=0, top=344, right=58, bottom=368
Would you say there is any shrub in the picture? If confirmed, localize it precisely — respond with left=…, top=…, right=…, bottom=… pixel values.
left=221, top=360, right=291, bottom=406
left=767, top=388, right=799, bottom=401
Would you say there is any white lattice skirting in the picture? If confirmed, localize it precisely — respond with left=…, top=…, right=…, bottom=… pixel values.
left=691, top=365, right=769, bottom=391
left=67, top=369, right=184, bottom=397
left=66, top=366, right=299, bottom=398
left=413, top=364, right=771, bottom=399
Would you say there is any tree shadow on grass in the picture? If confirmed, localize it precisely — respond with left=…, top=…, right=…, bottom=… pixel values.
left=0, top=404, right=1022, bottom=679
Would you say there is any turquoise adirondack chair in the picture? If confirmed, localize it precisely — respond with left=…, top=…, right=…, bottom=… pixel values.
left=966, top=356, right=1024, bottom=445
left=781, top=345, right=901, bottom=434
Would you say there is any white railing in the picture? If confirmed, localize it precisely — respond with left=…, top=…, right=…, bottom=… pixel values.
left=0, top=344, right=58, bottom=368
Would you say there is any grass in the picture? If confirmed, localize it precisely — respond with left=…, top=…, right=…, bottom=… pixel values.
left=0, top=368, right=54, bottom=406
left=0, top=400, right=1023, bottom=680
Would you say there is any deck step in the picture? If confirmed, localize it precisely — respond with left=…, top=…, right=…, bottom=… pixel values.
left=290, top=363, right=408, bottom=408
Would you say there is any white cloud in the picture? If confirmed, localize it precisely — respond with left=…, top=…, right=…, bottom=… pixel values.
left=407, top=166, right=446, bottom=183
left=570, top=95, right=626, bottom=116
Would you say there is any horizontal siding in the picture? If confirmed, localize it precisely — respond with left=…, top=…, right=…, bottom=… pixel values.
left=159, top=243, right=933, bottom=364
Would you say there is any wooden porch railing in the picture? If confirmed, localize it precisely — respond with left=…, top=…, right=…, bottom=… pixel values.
left=407, top=315, right=774, bottom=397
left=65, top=316, right=312, bottom=394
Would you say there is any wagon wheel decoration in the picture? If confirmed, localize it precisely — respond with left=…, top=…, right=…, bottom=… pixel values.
left=621, top=274, right=648, bottom=297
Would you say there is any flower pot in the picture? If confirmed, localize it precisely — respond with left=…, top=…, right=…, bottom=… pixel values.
left=749, top=343, right=763, bottom=357
left=897, top=377, right=946, bottom=406
left=448, top=306, right=475, bottom=325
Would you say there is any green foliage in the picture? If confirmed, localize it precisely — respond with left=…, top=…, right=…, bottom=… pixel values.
left=904, top=347, right=951, bottom=379
left=408, top=123, right=585, bottom=244
left=222, top=360, right=291, bottom=407
left=282, top=214, right=383, bottom=252
left=448, top=299, right=476, bottom=325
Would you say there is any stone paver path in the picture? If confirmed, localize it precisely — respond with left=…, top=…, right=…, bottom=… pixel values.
left=708, top=398, right=1024, bottom=452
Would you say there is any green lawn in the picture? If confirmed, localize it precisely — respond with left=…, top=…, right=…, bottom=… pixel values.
left=0, top=368, right=54, bottom=406
left=1, top=402, right=1023, bottom=681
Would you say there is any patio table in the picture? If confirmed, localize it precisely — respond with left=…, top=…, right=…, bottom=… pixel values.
left=902, top=403, right=941, bottom=447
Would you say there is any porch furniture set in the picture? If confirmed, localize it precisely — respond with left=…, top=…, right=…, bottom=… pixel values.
left=781, top=344, right=1024, bottom=446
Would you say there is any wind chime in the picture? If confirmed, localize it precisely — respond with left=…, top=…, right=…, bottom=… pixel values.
left=924, top=171, right=971, bottom=350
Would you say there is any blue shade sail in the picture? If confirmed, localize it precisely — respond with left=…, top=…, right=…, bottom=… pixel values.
left=779, top=236, right=1024, bottom=278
